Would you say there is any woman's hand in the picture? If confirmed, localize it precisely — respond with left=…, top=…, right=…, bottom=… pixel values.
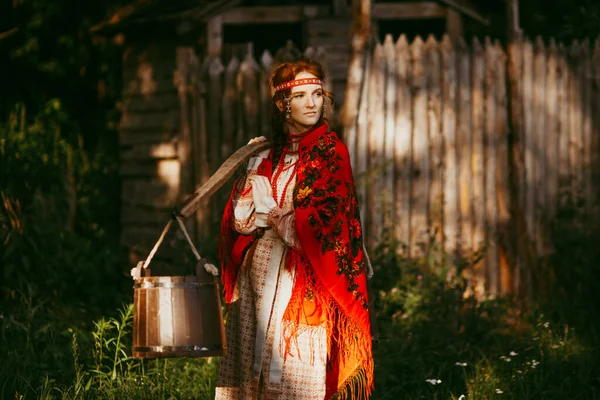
left=247, top=136, right=267, bottom=145
left=203, top=262, right=219, bottom=276
left=248, top=175, right=276, bottom=227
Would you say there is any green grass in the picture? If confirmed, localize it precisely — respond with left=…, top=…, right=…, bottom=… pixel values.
left=2, top=234, right=599, bottom=400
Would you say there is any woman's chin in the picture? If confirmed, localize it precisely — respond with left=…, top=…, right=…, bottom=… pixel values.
left=294, top=117, right=320, bottom=128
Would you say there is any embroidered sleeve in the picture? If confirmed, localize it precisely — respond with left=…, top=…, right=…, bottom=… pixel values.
left=233, top=170, right=257, bottom=234
left=268, top=208, right=301, bottom=250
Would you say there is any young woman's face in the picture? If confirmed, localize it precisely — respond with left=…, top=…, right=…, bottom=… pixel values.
left=288, top=71, right=324, bottom=129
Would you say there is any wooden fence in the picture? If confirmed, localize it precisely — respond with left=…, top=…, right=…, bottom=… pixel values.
left=175, top=42, right=331, bottom=238
left=345, top=34, right=600, bottom=296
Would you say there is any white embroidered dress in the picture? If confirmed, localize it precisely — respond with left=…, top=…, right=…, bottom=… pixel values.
left=215, top=149, right=327, bottom=400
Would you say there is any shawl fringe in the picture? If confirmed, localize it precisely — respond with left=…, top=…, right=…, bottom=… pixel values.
left=280, top=250, right=374, bottom=399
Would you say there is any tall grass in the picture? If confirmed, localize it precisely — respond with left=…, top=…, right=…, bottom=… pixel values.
left=4, top=224, right=599, bottom=399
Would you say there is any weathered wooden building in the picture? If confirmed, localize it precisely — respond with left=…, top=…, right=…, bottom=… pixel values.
left=93, top=0, right=491, bottom=263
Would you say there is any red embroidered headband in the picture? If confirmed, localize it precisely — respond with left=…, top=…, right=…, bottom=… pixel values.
left=274, top=78, right=323, bottom=93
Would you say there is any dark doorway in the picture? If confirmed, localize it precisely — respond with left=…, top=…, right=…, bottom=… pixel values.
left=222, top=23, right=304, bottom=63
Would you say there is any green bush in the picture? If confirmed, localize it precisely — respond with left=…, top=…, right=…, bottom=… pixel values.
left=0, top=100, right=128, bottom=399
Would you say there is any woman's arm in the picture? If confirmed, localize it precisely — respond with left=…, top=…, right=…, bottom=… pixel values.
left=232, top=170, right=258, bottom=234
left=232, top=148, right=270, bottom=234
left=267, top=207, right=302, bottom=249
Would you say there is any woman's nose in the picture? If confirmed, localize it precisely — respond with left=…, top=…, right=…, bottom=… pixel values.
left=306, top=96, right=315, bottom=108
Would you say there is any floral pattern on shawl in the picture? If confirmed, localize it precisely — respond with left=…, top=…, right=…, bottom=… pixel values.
left=294, top=134, right=368, bottom=309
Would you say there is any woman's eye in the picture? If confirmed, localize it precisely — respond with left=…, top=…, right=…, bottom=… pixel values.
left=315, top=92, right=323, bottom=97
left=294, top=94, right=304, bottom=98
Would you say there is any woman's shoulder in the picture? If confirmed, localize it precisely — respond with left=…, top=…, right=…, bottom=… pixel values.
left=324, top=131, right=350, bottom=160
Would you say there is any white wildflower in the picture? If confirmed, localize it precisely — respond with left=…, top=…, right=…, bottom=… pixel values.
left=496, top=388, right=504, bottom=394
left=509, top=351, right=518, bottom=356
left=543, top=321, right=549, bottom=328
left=499, top=356, right=511, bottom=362
left=425, top=379, right=442, bottom=385
left=459, top=395, right=466, bottom=400
left=455, top=362, right=468, bottom=367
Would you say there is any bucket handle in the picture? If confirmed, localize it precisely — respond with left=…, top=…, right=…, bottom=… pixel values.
left=132, top=139, right=272, bottom=278
left=137, top=216, right=202, bottom=273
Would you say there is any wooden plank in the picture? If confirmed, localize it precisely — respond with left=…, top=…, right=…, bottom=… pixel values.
left=383, top=35, right=397, bottom=233
left=394, top=35, right=412, bottom=251
left=176, top=47, right=195, bottom=206
left=119, top=109, right=179, bottom=132
left=569, top=41, right=583, bottom=199
left=123, top=93, right=180, bottom=113
left=410, top=36, right=429, bottom=258
left=456, top=37, right=472, bottom=258
left=207, top=15, right=223, bottom=57
left=121, top=143, right=178, bottom=161
left=306, top=18, right=352, bottom=34
left=557, top=43, right=570, bottom=202
left=238, top=46, right=261, bottom=149
left=223, top=56, right=241, bottom=150
left=426, top=35, right=443, bottom=256
left=305, top=35, right=355, bottom=48
left=581, top=40, right=593, bottom=210
left=545, top=40, right=559, bottom=221
left=367, top=42, right=386, bottom=249
left=522, top=38, right=535, bottom=250
left=120, top=129, right=177, bottom=146
left=592, top=41, right=600, bottom=204
left=120, top=159, right=179, bottom=178
left=221, top=6, right=328, bottom=24
left=303, top=5, right=330, bottom=19
left=437, top=0, right=489, bottom=25
left=533, top=37, right=546, bottom=257
left=185, top=53, right=204, bottom=240
left=333, top=0, right=351, bottom=16
left=356, top=48, right=372, bottom=227
left=123, top=59, right=177, bottom=83
left=471, top=37, right=486, bottom=297
left=314, top=46, right=333, bottom=94
left=202, top=57, right=224, bottom=234
left=446, top=9, right=463, bottom=41
left=484, top=37, right=498, bottom=294
left=208, top=57, right=225, bottom=173
left=506, top=36, right=524, bottom=296
left=122, top=179, right=181, bottom=209
left=372, top=2, right=446, bottom=20
left=495, top=42, right=511, bottom=295
left=259, top=51, right=274, bottom=139
left=441, top=35, right=459, bottom=257
left=123, top=77, right=178, bottom=97
left=344, top=39, right=359, bottom=167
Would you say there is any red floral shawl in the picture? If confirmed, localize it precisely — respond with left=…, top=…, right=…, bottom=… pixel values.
left=218, top=124, right=374, bottom=399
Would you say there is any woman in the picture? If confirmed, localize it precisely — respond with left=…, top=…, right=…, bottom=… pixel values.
left=216, top=60, right=373, bottom=400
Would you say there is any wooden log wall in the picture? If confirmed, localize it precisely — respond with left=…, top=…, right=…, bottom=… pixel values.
left=348, top=34, right=600, bottom=296
left=120, top=42, right=181, bottom=263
